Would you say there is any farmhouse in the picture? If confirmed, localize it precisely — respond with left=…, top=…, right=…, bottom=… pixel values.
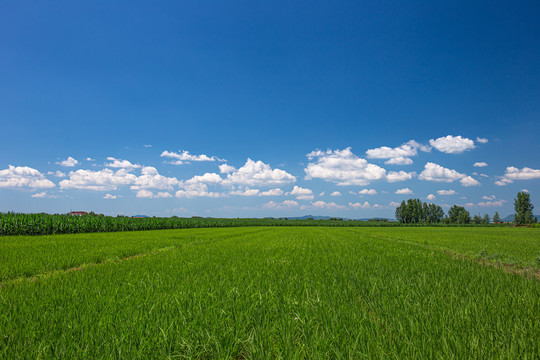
left=68, top=211, right=88, bottom=216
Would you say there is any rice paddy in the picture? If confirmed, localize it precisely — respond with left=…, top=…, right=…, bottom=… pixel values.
left=1, top=227, right=538, bottom=358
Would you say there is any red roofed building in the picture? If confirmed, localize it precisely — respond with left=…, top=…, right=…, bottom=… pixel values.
left=68, top=211, right=88, bottom=216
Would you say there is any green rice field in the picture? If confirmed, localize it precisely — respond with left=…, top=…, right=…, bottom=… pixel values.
left=1, top=227, right=539, bottom=358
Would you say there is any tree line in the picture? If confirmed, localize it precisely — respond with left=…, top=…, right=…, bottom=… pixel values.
left=395, top=191, right=536, bottom=225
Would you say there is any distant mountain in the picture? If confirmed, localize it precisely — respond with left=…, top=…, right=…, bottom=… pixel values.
left=502, top=214, right=540, bottom=222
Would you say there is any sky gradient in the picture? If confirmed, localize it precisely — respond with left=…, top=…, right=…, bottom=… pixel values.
left=1, top=1, right=539, bottom=218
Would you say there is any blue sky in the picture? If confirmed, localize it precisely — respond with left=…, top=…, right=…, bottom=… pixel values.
left=1, top=1, right=539, bottom=218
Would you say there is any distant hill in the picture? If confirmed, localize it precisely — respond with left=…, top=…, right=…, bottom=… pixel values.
left=502, top=214, right=540, bottom=222
left=286, top=215, right=394, bottom=221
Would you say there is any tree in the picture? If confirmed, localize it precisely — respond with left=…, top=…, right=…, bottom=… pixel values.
left=483, top=213, right=490, bottom=224
left=472, top=214, right=483, bottom=224
left=493, top=211, right=501, bottom=223
left=448, top=205, right=471, bottom=224
left=514, top=192, right=535, bottom=224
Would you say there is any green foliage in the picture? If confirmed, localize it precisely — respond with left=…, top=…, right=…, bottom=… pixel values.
left=448, top=205, right=471, bottom=224
left=0, top=227, right=538, bottom=358
left=395, top=199, right=444, bottom=224
left=514, top=192, right=535, bottom=224
left=493, top=211, right=501, bottom=223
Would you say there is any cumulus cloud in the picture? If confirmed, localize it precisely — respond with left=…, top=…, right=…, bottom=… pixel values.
left=478, top=200, right=506, bottom=207
left=496, top=167, right=540, bottom=186
left=437, top=190, right=457, bottom=195
left=395, top=188, right=413, bottom=195
left=85, top=158, right=95, bottom=161
left=104, top=194, right=117, bottom=199
left=305, top=148, right=386, bottom=186
left=473, top=162, right=488, bottom=167
left=0, top=165, right=56, bottom=189
left=387, top=171, right=415, bottom=182
left=349, top=201, right=372, bottom=209
left=105, top=157, right=141, bottom=169
left=175, top=183, right=224, bottom=198
left=476, top=137, right=489, bottom=144
left=419, top=163, right=480, bottom=186
left=521, top=189, right=529, bottom=193
left=389, top=201, right=401, bottom=207
left=259, top=188, right=284, bottom=196
left=482, top=195, right=496, bottom=200
left=330, top=191, right=342, bottom=197
left=426, top=194, right=436, bottom=200
left=60, top=167, right=179, bottom=191
left=358, top=189, right=377, bottom=195
left=312, top=200, right=347, bottom=209
left=230, top=188, right=260, bottom=196
left=460, top=176, right=481, bottom=187
left=185, top=173, right=223, bottom=185
left=385, top=157, right=413, bottom=165
left=48, top=171, right=66, bottom=178
left=219, top=164, right=236, bottom=174
left=31, top=192, right=48, bottom=198
left=144, top=144, right=152, bottom=148
left=223, top=159, right=296, bottom=187
left=429, top=135, right=475, bottom=154
left=289, top=186, right=314, bottom=200
left=366, top=140, right=430, bottom=165
left=57, top=157, right=79, bottom=167
left=263, top=200, right=299, bottom=209
left=161, top=150, right=223, bottom=165
left=136, top=189, right=154, bottom=198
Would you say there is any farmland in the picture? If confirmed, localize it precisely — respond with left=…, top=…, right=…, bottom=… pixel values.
left=1, top=227, right=538, bottom=358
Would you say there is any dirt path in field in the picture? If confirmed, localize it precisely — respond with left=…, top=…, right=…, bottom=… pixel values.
left=354, top=231, right=540, bottom=280
left=0, top=246, right=176, bottom=288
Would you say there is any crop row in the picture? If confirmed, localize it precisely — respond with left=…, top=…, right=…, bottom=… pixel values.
left=0, top=212, right=497, bottom=236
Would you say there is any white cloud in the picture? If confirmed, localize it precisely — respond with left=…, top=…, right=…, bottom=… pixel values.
left=437, top=189, right=457, bottom=195
left=460, top=176, right=481, bottom=187
left=223, top=159, right=296, bottom=187
left=57, top=156, right=79, bottom=167
left=349, top=201, right=371, bottom=209
left=366, top=140, right=430, bottom=162
left=473, top=162, right=488, bottom=167
left=478, top=200, right=506, bottom=207
left=48, top=171, right=66, bottom=178
left=130, top=167, right=180, bottom=190
left=31, top=192, right=48, bottom=198
left=426, top=194, right=436, bottom=200
left=386, top=171, right=415, bottom=182
left=429, top=135, right=475, bottom=154
left=395, top=188, right=413, bottom=195
left=105, top=157, right=141, bottom=169
left=60, top=167, right=178, bottom=191
left=155, top=192, right=173, bottom=198
left=161, top=150, right=223, bottom=165
left=385, top=157, right=413, bottom=165
left=330, top=191, right=342, bottom=197
left=502, top=167, right=540, bottom=181
left=476, top=137, right=489, bottom=144
left=419, top=162, right=465, bottom=183
left=305, top=148, right=386, bottom=186
left=319, top=192, right=325, bottom=196
left=185, top=172, right=223, bottom=185
left=0, top=165, right=56, bottom=189
left=521, top=189, right=529, bottom=193
left=389, top=201, right=401, bottom=207
left=175, top=183, right=224, bottom=198
left=358, top=189, right=377, bottom=195
left=289, top=186, right=314, bottom=200
left=219, top=164, right=236, bottom=174
left=312, top=200, right=347, bottom=209
left=144, top=144, right=152, bottom=148
left=259, top=188, right=284, bottom=196
left=263, top=200, right=299, bottom=209
left=230, top=188, right=260, bottom=196
left=104, top=194, right=117, bottom=199
left=136, top=189, right=154, bottom=198
left=85, top=158, right=95, bottom=161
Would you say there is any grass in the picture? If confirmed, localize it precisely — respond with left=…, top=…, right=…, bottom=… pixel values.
left=1, top=227, right=538, bottom=358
